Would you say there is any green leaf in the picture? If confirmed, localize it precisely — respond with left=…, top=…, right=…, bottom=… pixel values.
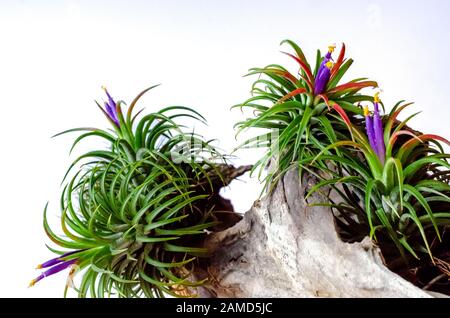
left=403, top=184, right=441, bottom=241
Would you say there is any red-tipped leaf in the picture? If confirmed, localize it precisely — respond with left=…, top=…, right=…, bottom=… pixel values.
left=327, top=80, right=378, bottom=94
left=397, top=134, right=450, bottom=161
left=277, top=88, right=308, bottom=104
left=331, top=102, right=353, bottom=133
left=330, top=43, right=346, bottom=79
left=281, top=51, right=315, bottom=87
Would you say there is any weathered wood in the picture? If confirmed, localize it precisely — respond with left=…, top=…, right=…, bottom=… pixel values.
left=196, top=168, right=439, bottom=298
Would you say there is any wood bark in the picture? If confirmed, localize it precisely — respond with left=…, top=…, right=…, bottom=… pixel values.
left=195, top=168, right=445, bottom=298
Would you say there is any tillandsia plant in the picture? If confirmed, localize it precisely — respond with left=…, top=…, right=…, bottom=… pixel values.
left=233, top=40, right=377, bottom=192
left=234, top=40, right=449, bottom=293
left=30, top=86, right=244, bottom=298
left=306, top=92, right=450, bottom=290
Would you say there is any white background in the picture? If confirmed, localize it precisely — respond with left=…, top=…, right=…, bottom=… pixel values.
left=0, top=0, right=449, bottom=297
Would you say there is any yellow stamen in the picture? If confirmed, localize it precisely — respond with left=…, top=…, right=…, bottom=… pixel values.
left=101, top=86, right=107, bottom=92
left=328, top=44, right=336, bottom=53
left=325, top=61, right=334, bottom=69
left=374, top=92, right=381, bottom=103
left=28, top=279, right=37, bottom=288
left=363, top=105, right=370, bottom=117
left=36, top=264, right=42, bottom=269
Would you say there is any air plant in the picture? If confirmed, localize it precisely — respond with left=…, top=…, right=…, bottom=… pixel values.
left=31, top=86, right=234, bottom=298
left=233, top=40, right=449, bottom=293
left=32, top=40, right=450, bottom=297
left=306, top=93, right=450, bottom=263
left=233, top=40, right=377, bottom=192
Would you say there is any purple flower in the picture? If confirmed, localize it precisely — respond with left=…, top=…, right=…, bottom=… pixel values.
left=36, top=250, right=83, bottom=269
left=29, top=259, right=77, bottom=287
left=364, top=93, right=385, bottom=164
left=322, top=44, right=336, bottom=66
left=314, top=45, right=335, bottom=95
left=364, top=107, right=376, bottom=151
left=373, top=93, right=385, bottom=163
left=102, top=86, right=120, bottom=126
left=30, top=250, right=84, bottom=287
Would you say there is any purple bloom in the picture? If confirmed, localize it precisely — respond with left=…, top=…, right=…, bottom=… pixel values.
left=314, top=45, right=335, bottom=95
left=314, top=61, right=333, bottom=95
left=102, top=86, right=120, bottom=126
left=36, top=250, right=83, bottom=269
left=373, top=93, right=385, bottom=163
left=29, top=259, right=77, bottom=287
left=321, top=44, right=336, bottom=66
left=364, top=93, right=386, bottom=164
left=364, top=107, right=377, bottom=152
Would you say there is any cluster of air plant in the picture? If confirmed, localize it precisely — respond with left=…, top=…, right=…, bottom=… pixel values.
left=234, top=40, right=377, bottom=192
left=33, top=39, right=450, bottom=296
left=308, top=93, right=450, bottom=263
left=235, top=40, right=450, bottom=289
left=31, top=86, right=230, bottom=297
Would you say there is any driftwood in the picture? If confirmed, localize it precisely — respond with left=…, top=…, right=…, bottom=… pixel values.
left=195, top=168, right=445, bottom=298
